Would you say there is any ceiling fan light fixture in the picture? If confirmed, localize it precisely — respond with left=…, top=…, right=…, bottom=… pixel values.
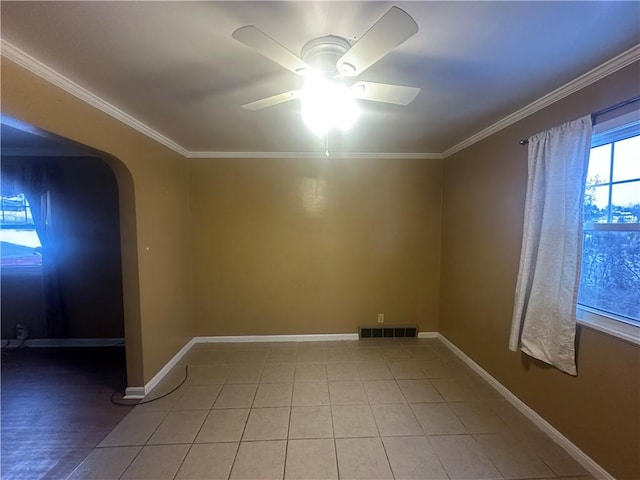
left=301, top=74, right=360, bottom=136
left=339, top=62, right=357, bottom=77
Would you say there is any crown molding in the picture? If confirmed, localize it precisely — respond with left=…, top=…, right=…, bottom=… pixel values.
left=3, top=38, right=637, bottom=161
left=442, top=44, right=640, bottom=158
left=188, top=151, right=442, bottom=160
left=1, top=39, right=190, bottom=157
left=1, top=39, right=441, bottom=161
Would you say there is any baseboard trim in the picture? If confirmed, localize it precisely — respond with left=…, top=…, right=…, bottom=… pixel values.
left=1, top=337, right=125, bottom=348
left=437, top=334, right=614, bottom=480
left=125, top=333, right=359, bottom=397
left=193, top=333, right=359, bottom=343
left=417, top=331, right=439, bottom=339
left=123, top=387, right=145, bottom=400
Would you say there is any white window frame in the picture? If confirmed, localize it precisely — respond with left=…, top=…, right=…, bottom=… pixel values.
left=576, top=109, right=640, bottom=345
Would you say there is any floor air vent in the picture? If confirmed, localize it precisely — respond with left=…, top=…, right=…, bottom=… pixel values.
left=359, top=325, right=418, bottom=339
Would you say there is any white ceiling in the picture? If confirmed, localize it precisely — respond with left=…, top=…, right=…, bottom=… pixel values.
left=1, top=1, right=639, bottom=156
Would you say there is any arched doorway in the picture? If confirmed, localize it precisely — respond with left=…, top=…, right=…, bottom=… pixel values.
left=1, top=116, right=143, bottom=478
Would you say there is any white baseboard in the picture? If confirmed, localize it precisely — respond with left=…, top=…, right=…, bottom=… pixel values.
left=125, top=333, right=359, bottom=398
left=124, top=337, right=195, bottom=399
left=194, top=333, right=359, bottom=343
left=0, top=337, right=124, bottom=348
left=437, top=334, right=613, bottom=480
left=123, top=386, right=145, bottom=399
left=417, top=331, right=439, bottom=339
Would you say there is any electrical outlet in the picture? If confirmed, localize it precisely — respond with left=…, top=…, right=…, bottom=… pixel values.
left=377, top=313, right=384, bottom=324
left=16, top=323, right=28, bottom=341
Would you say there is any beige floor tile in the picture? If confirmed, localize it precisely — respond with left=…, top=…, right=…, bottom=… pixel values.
left=420, top=360, right=469, bottom=379
left=430, top=378, right=481, bottom=401
left=120, top=444, right=190, bottom=480
left=405, top=347, right=438, bottom=362
left=475, top=433, right=554, bottom=479
left=187, top=365, right=230, bottom=385
left=411, top=403, right=466, bottom=434
left=227, top=364, right=264, bottom=384
left=332, top=405, right=379, bottom=438
left=381, top=347, right=412, bottom=362
left=323, top=348, right=354, bottom=362
left=230, top=440, right=286, bottom=480
left=67, top=446, right=141, bottom=480
left=175, top=442, right=238, bottom=480
left=382, top=436, right=449, bottom=480
left=429, top=435, right=501, bottom=479
left=351, top=348, right=384, bottom=362
left=327, top=362, right=360, bottom=381
left=99, top=410, right=167, bottom=447
left=292, top=382, right=330, bottom=406
left=262, top=364, right=296, bottom=383
left=363, top=380, right=406, bottom=404
left=226, top=350, right=268, bottom=364
left=195, top=408, right=249, bottom=443
left=397, top=379, right=443, bottom=403
left=147, top=410, right=208, bottom=444
left=296, top=349, right=326, bottom=363
left=172, top=385, right=222, bottom=410
left=242, top=407, right=290, bottom=440
left=371, top=404, right=423, bottom=436
left=515, top=429, right=589, bottom=477
left=288, top=406, right=333, bottom=439
left=357, top=362, right=393, bottom=380
left=328, top=381, right=367, bottom=405
left=295, top=363, right=327, bottom=382
left=267, top=349, right=297, bottom=363
left=253, top=382, right=293, bottom=407
left=450, top=401, right=507, bottom=433
left=285, top=439, right=338, bottom=480
left=133, top=384, right=184, bottom=412
left=335, top=437, right=393, bottom=479
left=389, top=362, right=426, bottom=379
left=213, top=384, right=257, bottom=409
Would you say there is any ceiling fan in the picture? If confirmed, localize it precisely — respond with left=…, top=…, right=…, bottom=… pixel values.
left=232, top=6, right=420, bottom=116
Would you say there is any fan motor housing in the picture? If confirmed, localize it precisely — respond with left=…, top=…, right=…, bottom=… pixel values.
left=301, top=35, right=351, bottom=75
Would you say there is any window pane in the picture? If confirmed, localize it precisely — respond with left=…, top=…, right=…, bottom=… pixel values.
left=611, top=181, right=640, bottom=223
left=587, top=144, right=611, bottom=185
left=612, top=136, right=640, bottom=182
left=0, top=229, right=42, bottom=266
left=579, top=230, right=640, bottom=323
left=1, top=193, right=42, bottom=267
left=1, top=194, right=32, bottom=225
left=584, top=184, right=609, bottom=223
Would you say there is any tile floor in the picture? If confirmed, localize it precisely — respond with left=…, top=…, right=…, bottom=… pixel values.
left=67, top=338, right=594, bottom=480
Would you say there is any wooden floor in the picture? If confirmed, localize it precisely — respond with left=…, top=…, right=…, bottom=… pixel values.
left=1, top=346, right=133, bottom=480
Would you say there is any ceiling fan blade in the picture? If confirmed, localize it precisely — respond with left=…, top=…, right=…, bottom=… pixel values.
left=352, top=81, right=420, bottom=105
left=232, top=26, right=311, bottom=75
left=337, top=6, right=418, bottom=77
left=241, top=90, right=302, bottom=111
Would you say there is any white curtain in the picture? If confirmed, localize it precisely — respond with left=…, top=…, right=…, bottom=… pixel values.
left=509, top=115, right=592, bottom=375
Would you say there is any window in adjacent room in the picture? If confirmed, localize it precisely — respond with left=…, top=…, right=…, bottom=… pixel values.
left=577, top=110, right=639, bottom=338
left=0, top=192, right=42, bottom=267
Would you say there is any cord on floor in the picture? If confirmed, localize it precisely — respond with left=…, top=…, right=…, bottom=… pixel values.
left=110, top=365, right=189, bottom=406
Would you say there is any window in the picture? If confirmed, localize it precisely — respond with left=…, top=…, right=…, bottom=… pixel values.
left=0, top=193, right=42, bottom=267
left=577, top=111, right=639, bottom=340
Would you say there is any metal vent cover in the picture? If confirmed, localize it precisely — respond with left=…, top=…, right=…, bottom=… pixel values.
left=359, top=325, right=418, bottom=339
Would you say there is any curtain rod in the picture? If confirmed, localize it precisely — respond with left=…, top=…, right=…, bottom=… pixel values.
left=518, top=95, right=640, bottom=145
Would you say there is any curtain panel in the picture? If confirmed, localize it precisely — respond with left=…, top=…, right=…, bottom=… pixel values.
left=509, top=115, right=592, bottom=375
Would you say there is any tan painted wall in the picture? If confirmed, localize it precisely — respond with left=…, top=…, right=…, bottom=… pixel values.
left=440, top=63, right=640, bottom=479
left=1, top=58, right=195, bottom=385
left=190, top=157, right=442, bottom=335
